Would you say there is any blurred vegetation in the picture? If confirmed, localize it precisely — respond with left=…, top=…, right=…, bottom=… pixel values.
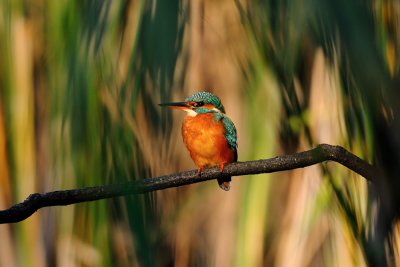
left=0, top=0, right=399, bottom=266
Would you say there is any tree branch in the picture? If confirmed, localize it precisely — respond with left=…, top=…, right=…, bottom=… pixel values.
left=0, top=144, right=378, bottom=224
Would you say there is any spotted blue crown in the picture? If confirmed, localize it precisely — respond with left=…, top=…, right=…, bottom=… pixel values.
left=185, top=92, right=225, bottom=113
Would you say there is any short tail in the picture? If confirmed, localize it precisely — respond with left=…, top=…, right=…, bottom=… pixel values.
left=217, top=177, right=231, bottom=191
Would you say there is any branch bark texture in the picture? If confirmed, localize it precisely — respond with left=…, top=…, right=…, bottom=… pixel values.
left=0, top=144, right=378, bottom=224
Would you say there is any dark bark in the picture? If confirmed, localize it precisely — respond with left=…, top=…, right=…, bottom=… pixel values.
left=0, top=144, right=377, bottom=224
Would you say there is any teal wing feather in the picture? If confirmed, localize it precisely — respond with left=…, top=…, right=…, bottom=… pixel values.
left=214, top=113, right=237, bottom=150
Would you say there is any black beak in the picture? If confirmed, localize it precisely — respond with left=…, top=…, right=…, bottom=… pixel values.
left=158, top=101, right=190, bottom=109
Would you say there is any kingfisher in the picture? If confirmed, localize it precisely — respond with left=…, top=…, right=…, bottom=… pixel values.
left=159, top=91, right=238, bottom=191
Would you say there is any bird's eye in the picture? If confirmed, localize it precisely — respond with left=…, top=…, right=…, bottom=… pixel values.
left=193, top=101, right=204, bottom=107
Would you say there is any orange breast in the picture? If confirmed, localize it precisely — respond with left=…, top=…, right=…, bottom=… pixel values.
left=182, top=113, right=236, bottom=168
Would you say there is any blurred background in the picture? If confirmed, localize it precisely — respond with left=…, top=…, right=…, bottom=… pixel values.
left=0, top=0, right=400, bottom=266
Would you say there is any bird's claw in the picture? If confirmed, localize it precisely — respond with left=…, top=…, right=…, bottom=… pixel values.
left=219, top=163, right=225, bottom=173
left=196, top=167, right=203, bottom=177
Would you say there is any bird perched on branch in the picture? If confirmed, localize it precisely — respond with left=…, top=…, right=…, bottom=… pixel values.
left=159, top=92, right=238, bottom=191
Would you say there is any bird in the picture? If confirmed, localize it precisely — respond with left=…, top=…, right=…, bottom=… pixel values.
left=159, top=91, right=238, bottom=191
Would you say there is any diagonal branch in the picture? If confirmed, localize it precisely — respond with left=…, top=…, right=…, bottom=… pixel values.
left=0, top=144, right=378, bottom=224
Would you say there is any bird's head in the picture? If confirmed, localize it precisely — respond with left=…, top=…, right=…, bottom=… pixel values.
left=159, top=92, right=225, bottom=116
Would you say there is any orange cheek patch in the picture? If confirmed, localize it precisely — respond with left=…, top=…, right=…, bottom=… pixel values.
left=202, top=104, right=215, bottom=110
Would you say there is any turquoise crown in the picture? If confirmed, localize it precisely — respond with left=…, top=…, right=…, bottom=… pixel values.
left=185, top=92, right=225, bottom=113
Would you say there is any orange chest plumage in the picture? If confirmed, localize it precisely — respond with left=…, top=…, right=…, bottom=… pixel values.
left=181, top=113, right=237, bottom=168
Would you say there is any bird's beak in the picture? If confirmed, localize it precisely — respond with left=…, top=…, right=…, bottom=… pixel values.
left=158, top=101, right=190, bottom=110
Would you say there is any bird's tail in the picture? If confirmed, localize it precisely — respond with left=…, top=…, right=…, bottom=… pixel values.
left=217, top=177, right=231, bottom=191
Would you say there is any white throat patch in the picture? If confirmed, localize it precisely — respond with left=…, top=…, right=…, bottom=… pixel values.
left=185, top=107, right=223, bottom=117
left=185, top=109, right=198, bottom=117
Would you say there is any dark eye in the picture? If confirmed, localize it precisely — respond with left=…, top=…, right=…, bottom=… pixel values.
left=193, top=101, right=204, bottom=107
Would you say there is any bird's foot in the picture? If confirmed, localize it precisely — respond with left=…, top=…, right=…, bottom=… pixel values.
left=196, top=167, right=203, bottom=177
left=219, top=163, right=225, bottom=173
